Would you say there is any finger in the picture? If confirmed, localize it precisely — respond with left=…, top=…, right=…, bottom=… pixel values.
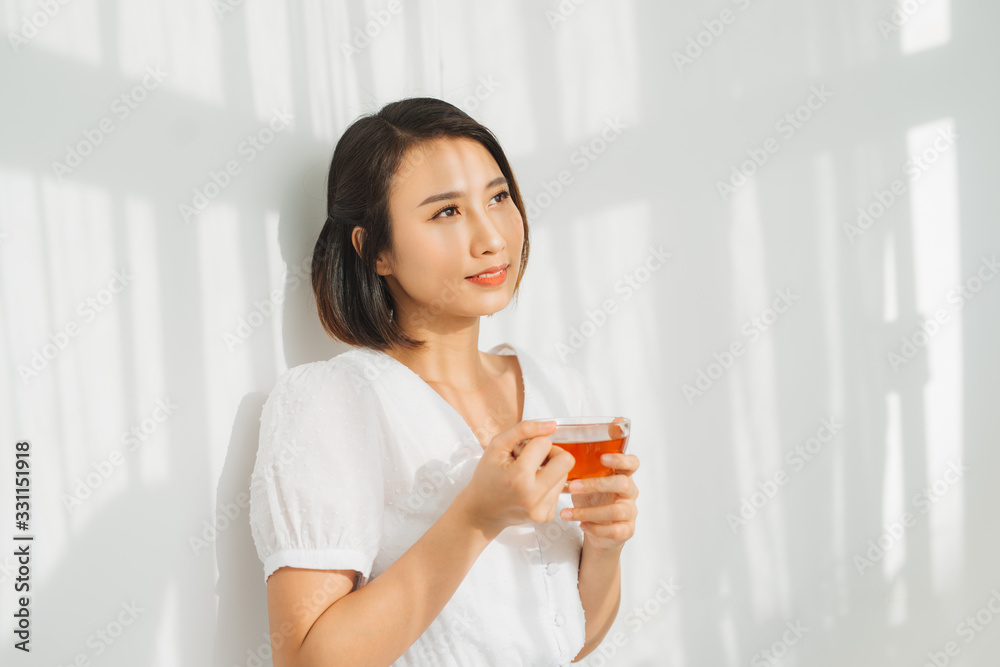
left=567, top=474, right=635, bottom=498
left=580, top=521, right=635, bottom=542
left=516, top=434, right=560, bottom=473
left=536, top=445, right=575, bottom=490
left=562, top=501, right=636, bottom=524
left=492, top=419, right=557, bottom=457
left=535, top=472, right=566, bottom=520
left=608, top=416, right=627, bottom=440
left=599, top=453, right=640, bottom=473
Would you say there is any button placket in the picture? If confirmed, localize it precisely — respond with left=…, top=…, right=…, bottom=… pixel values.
left=534, top=525, right=570, bottom=660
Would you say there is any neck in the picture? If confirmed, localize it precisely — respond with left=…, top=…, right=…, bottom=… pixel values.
left=386, top=321, right=494, bottom=392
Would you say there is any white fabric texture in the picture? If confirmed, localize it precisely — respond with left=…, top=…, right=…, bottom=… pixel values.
left=249, top=342, right=602, bottom=666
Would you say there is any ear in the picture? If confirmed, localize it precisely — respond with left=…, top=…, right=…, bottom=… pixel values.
left=354, top=226, right=392, bottom=276
left=374, top=252, right=392, bottom=276
left=351, top=226, right=365, bottom=258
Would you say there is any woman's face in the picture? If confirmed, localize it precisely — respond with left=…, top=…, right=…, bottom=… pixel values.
left=371, top=136, right=524, bottom=330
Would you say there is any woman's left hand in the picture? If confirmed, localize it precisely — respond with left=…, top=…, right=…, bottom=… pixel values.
left=559, top=452, right=640, bottom=553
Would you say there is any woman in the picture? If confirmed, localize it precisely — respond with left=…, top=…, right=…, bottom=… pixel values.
left=249, top=97, right=640, bottom=666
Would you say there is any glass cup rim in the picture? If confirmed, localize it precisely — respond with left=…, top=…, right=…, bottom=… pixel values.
left=529, top=416, right=629, bottom=426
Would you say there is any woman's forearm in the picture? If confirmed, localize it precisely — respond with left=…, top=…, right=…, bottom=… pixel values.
left=573, top=541, right=623, bottom=662
left=296, top=493, right=499, bottom=667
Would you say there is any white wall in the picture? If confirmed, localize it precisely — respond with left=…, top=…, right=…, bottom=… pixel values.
left=2, top=1, right=998, bottom=665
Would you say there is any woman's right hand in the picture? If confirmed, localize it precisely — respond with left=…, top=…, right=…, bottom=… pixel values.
left=453, top=420, right=576, bottom=539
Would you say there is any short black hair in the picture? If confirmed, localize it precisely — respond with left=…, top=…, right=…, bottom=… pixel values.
left=312, top=97, right=531, bottom=351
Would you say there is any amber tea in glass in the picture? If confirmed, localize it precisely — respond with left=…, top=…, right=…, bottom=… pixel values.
left=524, top=417, right=630, bottom=486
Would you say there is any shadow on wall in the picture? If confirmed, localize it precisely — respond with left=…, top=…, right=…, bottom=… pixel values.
left=212, top=170, right=353, bottom=665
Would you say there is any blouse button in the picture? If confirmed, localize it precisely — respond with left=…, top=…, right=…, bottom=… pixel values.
left=553, top=613, right=565, bottom=627
left=545, top=562, right=559, bottom=576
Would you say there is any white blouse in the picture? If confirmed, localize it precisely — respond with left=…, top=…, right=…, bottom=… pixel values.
left=249, top=342, right=603, bottom=666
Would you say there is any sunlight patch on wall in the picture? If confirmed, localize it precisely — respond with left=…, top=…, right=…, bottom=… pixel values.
left=900, top=0, right=951, bottom=55
left=118, top=0, right=224, bottom=105
left=264, top=209, right=286, bottom=373
left=39, top=176, right=128, bottom=495
left=2, top=0, right=101, bottom=64
left=122, top=195, right=169, bottom=487
left=553, top=0, right=641, bottom=144
left=882, top=391, right=906, bottom=582
left=883, top=231, right=898, bottom=323
left=906, top=117, right=963, bottom=595
left=728, top=180, right=791, bottom=621
left=197, top=205, right=251, bottom=484
left=814, top=151, right=849, bottom=601
left=301, top=0, right=362, bottom=142
left=245, top=2, right=295, bottom=123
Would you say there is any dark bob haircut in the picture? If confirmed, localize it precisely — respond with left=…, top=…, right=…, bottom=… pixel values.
left=311, top=97, right=531, bottom=352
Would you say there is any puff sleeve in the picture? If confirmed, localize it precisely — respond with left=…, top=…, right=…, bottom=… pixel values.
left=249, top=357, right=384, bottom=583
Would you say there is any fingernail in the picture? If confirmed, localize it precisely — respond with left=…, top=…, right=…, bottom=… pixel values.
left=601, top=454, right=613, bottom=463
left=568, top=481, right=584, bottom=493
left=560, top=509, right=572, bottom=520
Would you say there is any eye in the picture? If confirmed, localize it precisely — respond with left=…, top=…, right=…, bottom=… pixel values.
left=431, top=204, right=458, bottom=219
left=491, top=189, right=511, bottom=204
left=430, top=189, right=510, bottom=220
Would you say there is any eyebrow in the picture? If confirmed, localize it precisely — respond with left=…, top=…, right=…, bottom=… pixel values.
left=417, top=176, right=508, bottom=208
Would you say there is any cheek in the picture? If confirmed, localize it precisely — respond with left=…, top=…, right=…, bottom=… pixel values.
left=506, top=212, right=525, bottom=254
left=396, top=232, right=461, bottom=283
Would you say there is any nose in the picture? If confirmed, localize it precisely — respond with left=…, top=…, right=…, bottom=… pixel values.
left=468, top=206, right=505, bottom=255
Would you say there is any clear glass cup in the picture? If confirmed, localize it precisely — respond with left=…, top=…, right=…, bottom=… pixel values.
left=520, top=416, right=631, bottom=492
